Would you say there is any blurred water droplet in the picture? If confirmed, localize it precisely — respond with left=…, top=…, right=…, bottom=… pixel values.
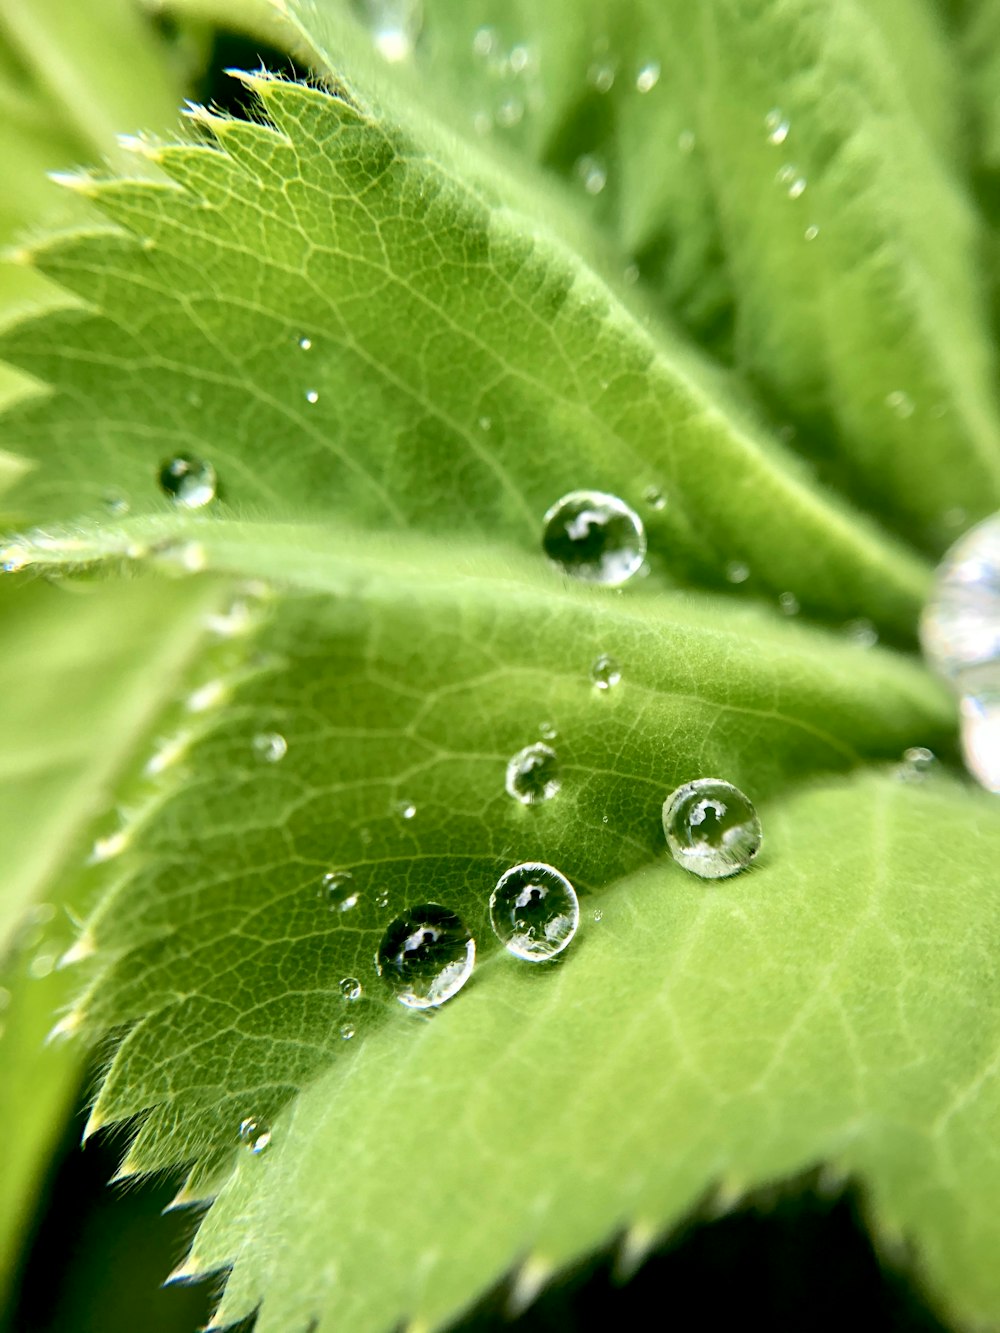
left=663, top=779, right=761, bottom=879
left=725, top=561, right=750, bottom=584
left=960, top=690, right=1000, bottom=792
left=895, top=746, right=937, bottom=782
left=490, top=862, right=579, bottom=961
left=478, top=415, right=492, bottom=431
left=505, top=742, right=561, bottom=805
left=252, top=732, right=287, bottom=763
left=375, top=904, right=475, bottom=1008
left=472, top=25, right=498, bottom=57
left=623, top=262, right=640, bottom=285
left=776, top=164, right=806, bottom=197
left=844, top=618, right=878, bottom=648
left=509, top=44, right=532, bottom=74
left=576, top=154, right=607, bottom=195
left=473, top=110, right=493, bottom=136
left=778, top=591, right=800, bottom=616
left=298, top=336, right=312, bottom=351
left=764, top=108, right=789, bottom=144
left=642, top=485, right=666, bottom=511
left=678, top=129, right=696, bottom=153
left=340, top=976, right=362, bottom=1001
left=239, top=1117, right=271, bottom=1155
left=159, top=455, right=216, bottom=508
left=351, top=0, right=422, bottom=60
left=395, top=799, right=417, bottom=819
left=588, top=60, right=615, bottom=93
left=542, top=490, right=646, bottom=586
left=322, top=871, right=359, bottom=913
left=804, top=224, right=819, bottom=241
left=922, top=515, right=1000, bottom=683
left=29, top=953, right=55, bottom=979
left=305, top=389, right=320, bottom=405
left=340, top=1022, right=356, bottom=1040
left=885, top=390, right=915, bottom=419
left=635, top=61, right=660, bottom=93
left=538, top=721, right=557, bottom=741
left=103, top=491, right=130, bottom=516
left=496, top=97, right=524, bottom=127
left=590, top=653, right=621, bottom=690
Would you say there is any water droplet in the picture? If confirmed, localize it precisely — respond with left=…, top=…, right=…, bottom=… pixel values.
left=322, top=871, right=359, bottom=913
left=472, top=25, right=498, bottom=57
left=395, top=799, right=417, bottom=819
left=505, top=743, right=561, bottom=805
left=542, top=491, right=646, bottom=586
left=764, top=108, right=789, bottom=144
left=29, top=953, right=55, bottom=979
left=239, top=1117, right=271, bottom=1155
left=662, top=778, right=762, bottom=879
left=375, top=904, right=475, bottom=1009
left=509, top=44, right=532, bottom=74
left=158, top=455, right=217, bottom=508
left=725, top=561, right=750, bottom=584
left=496, top=97, right=524, bottom=128
left=340, top=1021, right=356, bottom=1040
left=623, top=262, right=640, bottom=285
left=305, top=389, right=320, bottom=405
left=490, top=863, right=579, bottom=961
left=776, top=164, right=806, bottom=198
left=590, top=654, right=621, bottom=690
left=885, top=390, right=915, bottom=419
left=351, top=0, right=422, bottom=61
left=804, top=224, right=820, bottom=241
left=588, top=60, right=615, bottom=93
left=298, top=336, right=312, bottom=351
left=778, top=591, right=800, bottom=616
left=895, top=745, right=937, bottom=782
left=340, top=976, right=362, bottom=1001
left=921, top=515, right=1000, bottom=681
left=635, top=61, right=660, bottom=93
left=478, top=415, right=492, bottom=431
left=576, top=154, right=607, bottom=195
left=844, top=618, right=878, bottom=648
left=960, top=690, right=1000, bottom=792
left=593, top=908, right=603, bottom=923
left=677, top=129, right=696, bottom=154
left=375, top=887, right=390, bottom=909
left=252, top=732, right=287, bottom=763
left=538, top=721, right=557, bottom=741
left=642, top=485, right=667, bottom=511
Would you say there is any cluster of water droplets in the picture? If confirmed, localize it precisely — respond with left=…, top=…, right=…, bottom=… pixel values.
left=921, top=513, right=1000, bottom=791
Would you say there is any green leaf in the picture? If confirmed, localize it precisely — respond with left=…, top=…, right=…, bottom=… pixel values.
left=187, top=772, right=1000, bottom=1333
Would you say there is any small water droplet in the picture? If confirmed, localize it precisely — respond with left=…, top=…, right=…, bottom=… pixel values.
left=776, top=164, right=806, bottom=197
left=726, top=561, right=750, bottom=585
left=252, top=732, right=287, bottom=763
left=340, top=976, right=363, bottom=1001
left=778, top=591, right=800, bottom=616
left=844, top=618, right=878, bottom=648
left=623, top=262, right=640, bottom=286
left=662, top=778, right=762, bottom=879
left=478, top=415, right=492, bottom=431
left=960, top=690, right=1000, bottom=791
left=538, top=721, right=557, bottom=741
left=588, top=60, right=615, bottom=93
left=895, top=745, right=937, bottom=782
left=635, top=61, right=660, bottom=93
left=642, top=485, right=667, bottom=511
left=677, top=129, right=696, bottom=154
left=505, top=743, right=561, bottom=805
left=29, top=953, right=55, bottom=979
left=375, top=904, right=475, bottom=1008
left=576, top=154, right=607, bottom=195
left=298, top=336, right=312, bottom=351
left=239, top=1117, right=271, bottom=1155
left=490, top=862, right=579, bottom=961
left=509, top=44, right=532, bottom=74
left=351, top=0, right=422, bottom=61
left=472, top=25, right=498, bottom=57
left=305, top=389, right=320, bottom=405
left=590, top=654, right=621, bottom=690
left=158, top=456, right=217, bottom=509
left=340, top=1021, right=356, bottom=1040
left=395, top=799, right=417, bottom=819
left=593, top=908, right=603, bottom=923
left=322, top=871, right=359, bottom=912
left=804, top=224, right=820, bottom=241
left=542, top=491, right=646, bottom=586
left=885, top=390, right=915, bottom=419
left=375, top=887, right=389, bottom=908
left=496, top=97, right=524, bottom=127
left=764, top=108, right=790, bottom=144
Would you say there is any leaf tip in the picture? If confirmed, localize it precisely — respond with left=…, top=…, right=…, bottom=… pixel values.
left=59, top=929, right=97, bottom=967
left=507, top=1254, right=554, bottom=1317
left=47, top=170, right=98, bottom=198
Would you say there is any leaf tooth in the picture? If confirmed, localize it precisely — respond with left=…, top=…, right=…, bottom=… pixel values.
left=614, top=1217, right=659, bottom=1282
left=506, top=1253, right=554, bottom=1317
left=45, top=1008, right=86, bottom=1044
left=59, top=928, right=97, bottom=967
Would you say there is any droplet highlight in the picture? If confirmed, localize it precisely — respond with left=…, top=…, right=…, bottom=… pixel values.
left=662, top=778, right=762, bottom=879
left=490, top=862, right=579, bottom=961
left=375, top=904, right=475, bottom=1009
left=158, top=456, right=217, bottom=509
left=542, top=490, right=646, bottom=586
left=505, top=742, right=561, bottom=805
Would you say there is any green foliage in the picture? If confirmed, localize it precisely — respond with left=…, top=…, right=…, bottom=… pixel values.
left=0, top=2, right=999, bottom=1331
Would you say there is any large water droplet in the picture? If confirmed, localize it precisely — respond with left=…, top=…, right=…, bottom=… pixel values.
left=375, top=904, right=475, bottom=1009
left=253, top=732, right=287, bottom=763
left=590, top=654, right=621, bottom=690
left=351, top=0, right=422, bottom=61
left=239, top=1116, right=271, bottom=1155
left=921, top=514, right=1000, bottom=680
left=960, top=690, right=1000, bottom=792
left=662, top=778, right=762, bottom=879
left=505, top=742, right=561, bottom=805
left=322, top=871, right=359, bottom=912
left=542, top=490, right=646, bottom=586
left=490, top=862, right=579, bottom=961
left=158, top=456, right=216, bottom=508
